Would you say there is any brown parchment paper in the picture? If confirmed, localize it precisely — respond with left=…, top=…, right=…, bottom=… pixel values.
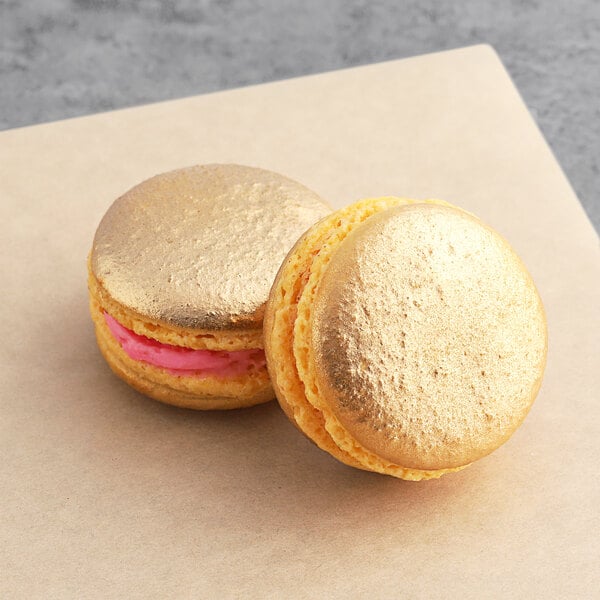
left=1, top=45, right=599, bottom=599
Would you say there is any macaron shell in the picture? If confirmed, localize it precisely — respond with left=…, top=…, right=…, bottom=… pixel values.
left=90, top=164, right=331, bottom=331
left=89, top=265, right=262, bottom=352
left=310, top=203, right=547, bottom=470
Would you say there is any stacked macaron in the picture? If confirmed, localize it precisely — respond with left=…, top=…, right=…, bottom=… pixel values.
left=88, top=164, right=331, bottom=410
left=89, top=167, right=547, bottom=479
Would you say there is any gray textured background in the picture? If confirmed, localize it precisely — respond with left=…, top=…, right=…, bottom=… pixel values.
left=2, top=0, right=599, bottom=231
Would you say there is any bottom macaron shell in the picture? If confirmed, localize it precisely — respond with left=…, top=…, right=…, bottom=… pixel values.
left=90, top=298, right=273, bottom=410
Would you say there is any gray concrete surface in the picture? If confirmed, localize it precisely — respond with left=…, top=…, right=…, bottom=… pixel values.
left=1, top=0, right=599, bottom=232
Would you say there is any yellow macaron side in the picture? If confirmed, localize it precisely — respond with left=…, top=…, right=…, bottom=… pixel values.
left=89, top=262, right=263, bottom=352
left=90, top=293, right=272, bottom=409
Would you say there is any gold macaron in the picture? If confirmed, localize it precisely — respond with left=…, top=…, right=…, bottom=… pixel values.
left=264, top=197, right=547, bottom=479
left=89, top=164, right=331, bottom=410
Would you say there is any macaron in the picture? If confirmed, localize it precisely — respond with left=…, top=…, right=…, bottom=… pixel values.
left=88, top=164, right=331, bottom=410
left=264, top=197, right=547, bottom=480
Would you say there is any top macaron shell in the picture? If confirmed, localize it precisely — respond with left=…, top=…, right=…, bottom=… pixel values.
left=90, top=164, right=331, bottom=332
left=307, top=203, right=547, bottom=470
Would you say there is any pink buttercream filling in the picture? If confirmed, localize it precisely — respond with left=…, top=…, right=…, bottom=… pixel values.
left=103, top=312, right=266, bottom=378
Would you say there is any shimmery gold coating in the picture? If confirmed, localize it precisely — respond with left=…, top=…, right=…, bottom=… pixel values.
left=311, top=203, right=547, bottom=470
left=91, top=164, right=331, bottom=331
left=264, top=197, right=547, bottom=479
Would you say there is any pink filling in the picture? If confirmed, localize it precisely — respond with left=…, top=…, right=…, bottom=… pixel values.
left=103, top=312, right=266, bottom=378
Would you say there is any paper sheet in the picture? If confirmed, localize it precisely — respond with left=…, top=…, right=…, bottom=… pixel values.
left=2, top=45, right=599, bottom=598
